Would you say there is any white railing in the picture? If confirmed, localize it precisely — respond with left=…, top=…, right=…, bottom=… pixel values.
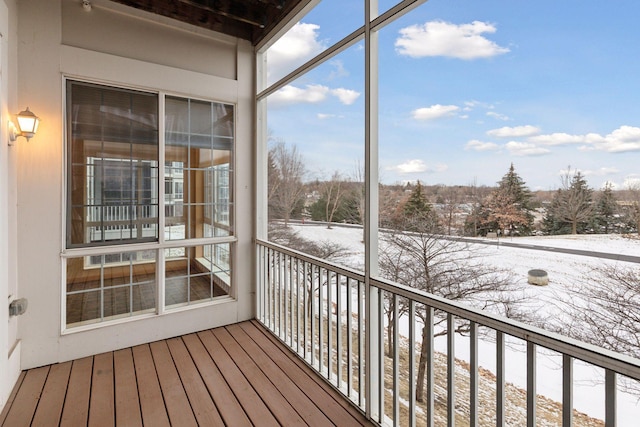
left=256, top=239, right=640, bottom=427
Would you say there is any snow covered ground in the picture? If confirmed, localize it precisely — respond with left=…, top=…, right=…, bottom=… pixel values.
left=288, top=223, right=640, bottom=425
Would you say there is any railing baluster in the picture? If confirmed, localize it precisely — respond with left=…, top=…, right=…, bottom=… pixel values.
left=409, top=300, right=416, bottom=427
left=378, top=287, right=384, bottom=424
left=346, top=276, right=353, bottom=399
left=303, top=260, right=308, bottom=360
left=295, top=257, right=300, bottom=353
left=276, top=250, right=281, bottom=336
left=605, top=369, right=616, bottom=427
left=267, top=247, right=272, bottom=329
left=310, top=264, right=316, bottom=367
left=358, top=279, right=364, bottom=409
left=319, top=266, right=324, bottom=374
left=257, top=245, right=262, bottom=321
left=527, top=342, right=537, bottom=427
left=470, top=321, right=478, bottom=427
left=563, top=354, right=573, bottom=427
left=328, top=269, right=333, bottom=381
left=497, top=331, right=505, bottom=427
left=447, top=313, right=455, bottom=427
left=283, top=254, right=288, bottom=342
left=427, top=305, right=434, bottom=427
left=289, top=253, right=294, bottom=347
left=393, top=294, right=400, bottom=426
left=337, top=273, right=343, bottom=390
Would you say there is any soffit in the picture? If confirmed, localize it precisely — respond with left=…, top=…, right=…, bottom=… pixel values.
left=107, top=0, right=307, bottom=45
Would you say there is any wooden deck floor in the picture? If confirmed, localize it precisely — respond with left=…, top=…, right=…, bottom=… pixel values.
left=0, top=320, right=374, bottom=427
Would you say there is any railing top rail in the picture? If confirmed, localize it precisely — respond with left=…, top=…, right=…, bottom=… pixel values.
left=372, top=276, right=640, bottom=381
left=256, top=238, right=365, bottom=282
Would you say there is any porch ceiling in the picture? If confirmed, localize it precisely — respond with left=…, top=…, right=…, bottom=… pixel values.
left=108, top=0, right=308, bottom=45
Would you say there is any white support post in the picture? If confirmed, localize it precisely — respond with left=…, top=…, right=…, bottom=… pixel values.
left=364, top=0, right=380, bottom=421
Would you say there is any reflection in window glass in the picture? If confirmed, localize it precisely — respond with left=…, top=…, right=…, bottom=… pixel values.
left=165, top=96, right=234, bottom=241
left=66, top=251, right=156, bottom=326
left=66, top=81, right=159, bottom=248
left=165, top=244, right=231, bottom=308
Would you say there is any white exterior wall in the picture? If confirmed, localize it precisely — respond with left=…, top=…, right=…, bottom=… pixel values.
left=15, top=0, right=254, bottom=370
left=0, top=0, right=19, bottom=411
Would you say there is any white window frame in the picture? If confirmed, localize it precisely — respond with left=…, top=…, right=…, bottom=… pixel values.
left=61, top=77, right=238, bottom=333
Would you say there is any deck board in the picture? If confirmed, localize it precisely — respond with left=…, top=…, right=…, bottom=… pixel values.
left=166, top=337, right=225, bottom=426
left=89, top=352, right=115, bottom=426
left=212, top=327, right=308, bottom=425
left=149, top=340, right=198, bottom=427
left=0, top=321, right=375, bottom=427
left=31, top=362, right=71, bottom=426
left=0, top=372, right=25, bottom=426
left=197, top=329, right=281, bottom=427
left=181, top=333, right=253, bottom=427
left=113, top=348, right=143, bottom=427
left=60, top=357, right=93, bottom=427
left=1, top=367, right=48, bottom=427
left=131, top=344, right=171, bottom=427
left=227, top=323, right=334, bottom=427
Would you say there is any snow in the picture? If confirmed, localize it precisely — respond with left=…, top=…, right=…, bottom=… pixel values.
left=288, top=223, right=640, bottom=425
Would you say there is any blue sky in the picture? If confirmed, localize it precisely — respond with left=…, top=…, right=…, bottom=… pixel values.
left=265, top=0, right=640, bottom=191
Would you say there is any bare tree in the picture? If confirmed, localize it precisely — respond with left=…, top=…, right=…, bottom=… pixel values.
left=268, top=141, right=306, bottom=226
left=557, top=264, right=640, bottom=393
left=379, top=242, right=411, bottom=356
left=320, top=171, right=346, bottom=229
left=380, top=226, right=521, bottom=402
left=438, top=185, right=462, bottom=235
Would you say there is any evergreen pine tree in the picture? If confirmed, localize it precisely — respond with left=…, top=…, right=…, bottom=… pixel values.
left=400, top=181, right=437, bottom=232
left=544, top=170, right=593, bottom=235
left=591, top=183, right=618, bottom=233
left=403, top=181, right=431, bottom=218
left=480, top=164, right=535, bottom=236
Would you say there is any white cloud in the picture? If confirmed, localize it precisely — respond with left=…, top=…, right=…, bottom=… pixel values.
left=486, top=111, right=510, bottom=121
left=581, top=167, right=619, bottom=177
left=505, top=141, right=550, bottom=156
left=412, top=104, right=459, bottom=120
left=532, top=126, right=640, bottom=152
left=386, top=160, right=448, bottom=174
left=529, top=132, right=595, bottom=146
left=388, top=159, right=428, bottom=173
left=465, top=140, right=499, bottom=151
left=395, top=20, right=510, bottom=60
left=488, top=125, right=541, bottom=138
left=317, top=113, right=336, bottom=120
left=267, top=23, right=326, bottom=82
left=331, top=88, right=361, bottom=105
left=269, top=84, right=329, bottom=107
left=269, top=85, right=360, bottom=107
left=592, top=126, right=640, bottom=153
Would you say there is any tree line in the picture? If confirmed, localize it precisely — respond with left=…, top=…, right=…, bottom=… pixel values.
left=268, top=141, right=640, bottom=236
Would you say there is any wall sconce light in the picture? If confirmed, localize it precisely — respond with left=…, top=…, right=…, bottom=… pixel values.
left=8, top=107, right=40, bottom=145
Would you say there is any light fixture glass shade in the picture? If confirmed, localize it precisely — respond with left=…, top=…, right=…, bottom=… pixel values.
left=16, top=107, right=39, bottom=139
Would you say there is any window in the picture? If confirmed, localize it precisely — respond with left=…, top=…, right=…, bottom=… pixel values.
left=67, top=81, right=159, bottom=247
left=65, top=80, right=235, bottom=327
